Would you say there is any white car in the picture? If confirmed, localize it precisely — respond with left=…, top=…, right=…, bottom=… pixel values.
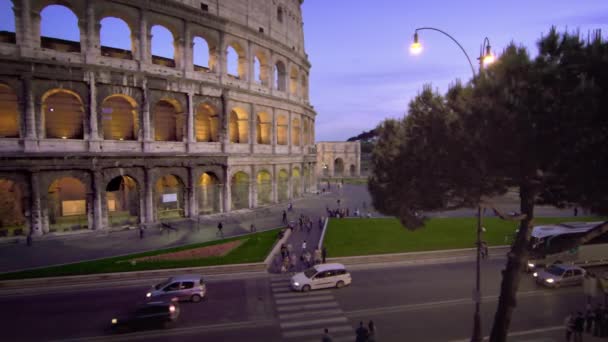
left=534, top=264, right=586, bottom=288
left=146, top=274, right=206, bottom=302
left=291, top=263, right=352, bottom=292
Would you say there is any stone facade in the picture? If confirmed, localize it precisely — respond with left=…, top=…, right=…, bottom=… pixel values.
left=0, top=0, right=316, bottom=236
left=315, top=141, right=360, bottom=178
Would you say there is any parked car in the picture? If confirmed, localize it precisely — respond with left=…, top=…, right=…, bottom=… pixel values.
left=534, top=264, right=586, bottom=288
left=291, top=263, right=352, bottom=292
left=110, top=300, right=180, bottom=332
left=146, top=274, right=206, bottom=302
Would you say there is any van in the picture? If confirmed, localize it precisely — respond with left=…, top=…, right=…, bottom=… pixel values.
left=290, top=263, right=352, bottom=292
left=146, top=274, right=206, bottom=302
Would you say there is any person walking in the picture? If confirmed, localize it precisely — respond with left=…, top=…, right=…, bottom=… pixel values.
left=322, top=246, right=327, bottom=264
left=565, top=312, right=574, bottom=342
left=368, top=320, right=377, bottom=342
left=250, top=223, right=256, bottom=232
left=280, top=244, right=287, bottom=259
left=573, top=311, right=584, bottom=342
left=302, top=240, right=307, bottom=252
left=321, top=328, right=332, bottom=342
left=139, top=225, right=145, bottom=239
left=217, top=221, right=223, bottom=238
left=355, top=321, right=369, bottom=342
left=26, top=233, right=33, bottom=246
left=282, top=210, right=287, bottom=224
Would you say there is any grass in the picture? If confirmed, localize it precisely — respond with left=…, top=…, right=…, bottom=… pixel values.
left=323, top=216, right=605, bottom=257
left=0, top=229, right=280, bottom=281
left=320, top=177, right=368, bottom=185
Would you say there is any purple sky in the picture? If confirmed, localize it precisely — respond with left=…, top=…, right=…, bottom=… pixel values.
left=1, top=1, right=608, bottom=141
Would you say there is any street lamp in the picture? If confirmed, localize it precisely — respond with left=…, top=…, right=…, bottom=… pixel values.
left=410, top=27, right=496, bottom=342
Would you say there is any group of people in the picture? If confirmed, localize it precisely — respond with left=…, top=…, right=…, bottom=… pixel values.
left=326, top=205, right=372, bottom=219
left=279, top=242, right=327, bottom=273
left=565, top=304, right=608, bottom=341
left=321, top=321, right=376, bottom=342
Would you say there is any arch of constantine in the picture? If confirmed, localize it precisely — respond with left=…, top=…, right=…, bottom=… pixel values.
left=0, top=0, right=316, bottom=236
left=316, top=141, right=360, bottom=178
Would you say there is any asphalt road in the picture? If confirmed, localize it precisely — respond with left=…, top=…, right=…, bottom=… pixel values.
left=1, top=258, right=600, bottom=342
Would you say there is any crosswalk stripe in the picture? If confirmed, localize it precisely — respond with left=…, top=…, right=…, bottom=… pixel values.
left=279, top=308, right=343, bottom=320
left=274, top=291, right=332, bottom=299
left=275, top=295, right=334, bottom=305
left=281, top=316, right=348, bottom=329
left=282, top=325, right=353, bottom=338
left=277, top=302, right=339, bottom=312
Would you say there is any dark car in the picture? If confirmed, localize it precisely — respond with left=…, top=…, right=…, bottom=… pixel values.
left=110, top=300, right=180, bottom=333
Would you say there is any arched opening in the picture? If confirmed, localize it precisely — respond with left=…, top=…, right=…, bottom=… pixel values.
left=43, top=89, right=84, bottom=139
left=277, top=6, right=284, bottom=23
left=256, top=112, right=271, bottom=145
left=0, top=179, right=26, bottom=237
left=291, top=118, right=301, bottom=146
left=322, top=163, right=329, bottom=177
left=292, top=168, right=301, bottom=197
left=151, top=25, right=175, bottom=67
left=302, top=119, right=310, bottom=146
left=277, top=114, right=288, bottom=145
left=229, top=108, right=248, bottom=144
left=106, top=176, right=139, bottom=227
left=198, top=172, right=220, bottom=214
left=226, top=45, right=239, bottom=77
left=101, top=95, right=138, bottom=141
left=278, top=169, right=289, bottom=202
left=301, top=74, right=308, bottom=99
left=349, top=164, right=356, bottom=176
left=48, top=177, right=88, bottom=232
left=40, top=4, right=80, bottom=52
left=334, top=158, right=345, bottom=177
left=231, top=172, right=249, bottom=210
left=274, top=61, right=286, bottom=91
left=0, top=84, right=20, bottom=138
left=155, top=174, right=185, bottom=219
left=154, top=100, right=184, bottom=142
left=193, top=36, right=210, bottom=71
left=0, top=0, right=16, bottom=44
left=257, top=170, right=272, bottom=205
left=303, top=166, right=310, bottom=193
left=254, top=52, right=269, bottom=86
left=253, top=56, right=261, bottom=84
left=289, top=66, right=299, bottom=95
left=195, top=103, right=219, bottom=142
left=100, top=17, right=133, bottom=59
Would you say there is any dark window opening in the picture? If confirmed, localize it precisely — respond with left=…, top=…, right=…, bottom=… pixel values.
left=277, top=7, right=283, bottom=23
left=259, top=27, right=264, bottom=33
left=201, top=3, right=209, bottom=11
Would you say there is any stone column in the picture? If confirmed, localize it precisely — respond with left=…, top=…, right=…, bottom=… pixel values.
left=218, top=31, right=226, bottom=81
left=249, top=104, right=256, bottom=153
left=220, top=91, right=229, bottom=153
left=85, top=2, right=99, bottom=62
left=356, top=141, right=362, bottom=176
left=186, top=92, right=195, bottom=151
left=12, top=1, right=24, bottom=47
left=91, top=170, right=104, bottom=230
left=223, top=166, right=231, bottom=212
left=22, top=76, right=38, bottom=151
left=139, top=10, right=150, bottom=64
left=250, top=166, right=257, bottom=208
left=271, top=108, right=277, bottom=154
left=188, top=166, right=197, bottom=218
left=247, top=40, right=254, bottom=89
left=271, top=164, right=278, bottom=203
left=29, top=171, right=43, bottom=236
left=144, top=168, right=155, bottom=224
left=269, top=51, right=275, bottom=95
left=142, top=79, right=152, bottom=151
left=88, top=71, right=101, bottom=151
left=299, top=115, right=304, bottom=154
left=287, top=111, right=292, bottom=154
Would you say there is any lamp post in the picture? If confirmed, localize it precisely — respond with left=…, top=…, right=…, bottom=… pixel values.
left=410, top=27, right=495, bottom=342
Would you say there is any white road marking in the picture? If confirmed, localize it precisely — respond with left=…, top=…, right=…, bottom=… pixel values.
left=275, top=295, right=334, bottom=305
left=277, top=302, right=340, bottom=312
left=274, top=291, right=332, bottom=299
left=279, top=308, right=344, bottom=320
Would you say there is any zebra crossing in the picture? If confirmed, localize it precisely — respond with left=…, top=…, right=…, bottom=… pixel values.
left=270, top=276, right=355, bottom=342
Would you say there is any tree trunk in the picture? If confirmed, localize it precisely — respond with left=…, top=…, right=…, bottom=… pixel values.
left=489, top=182, right=537, bottom=342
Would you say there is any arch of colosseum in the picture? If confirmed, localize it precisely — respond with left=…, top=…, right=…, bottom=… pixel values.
left=0, top=0, right=316, bottom=236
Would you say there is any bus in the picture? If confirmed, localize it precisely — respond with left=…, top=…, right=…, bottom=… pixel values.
left=526, top=221, right=608, bottom=272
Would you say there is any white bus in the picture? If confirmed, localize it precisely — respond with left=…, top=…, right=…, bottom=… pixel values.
left=526, top=221, right=608, bottom=272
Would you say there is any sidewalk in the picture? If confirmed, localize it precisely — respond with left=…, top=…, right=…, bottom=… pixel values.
left=0, top=184, right=372, bottom=274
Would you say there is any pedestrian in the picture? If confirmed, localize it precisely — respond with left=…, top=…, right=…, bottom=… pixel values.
left=290, top=253, right=297, bottom=272
left=368, top=320, right=377, bottom=342
left=139, top=226, right=144, bottom=239
left=355, top=321, right=369, bottom=342
left=314, top=247, right=322, bottom=265
left=565, top=312, right=574, bottom=342
left=217, top=221, right=223, bottom=237
left=602, top=306, right=608, bottom=337
left=302, top=240, right=307, bottom=252
left=280, top=244, right=287, bottom=259
left=321, top=328, right=333, bottom=342
left=288, top=202, right=293, bottom=212
left=287, top=243, right=293, bottom=257
left=574, top=207, right=579, bottom=216
left=586, top=308, right=594, bottom=334
left=282, top=210, right=287, bottom=224
left=303, top=250, right=312, bottom=268
left=307, top=221, right=312, bottom=233
left=322, top=246, right=327, bottom=264
left=574, top=311, right=584, bottom=342
left=319, top=217, right=324, bottom=230
left=26, top=233, right=33, bottom=246
left=346, top=208, right=350, bottom=217
left=250, top=223, right=256, bottom=232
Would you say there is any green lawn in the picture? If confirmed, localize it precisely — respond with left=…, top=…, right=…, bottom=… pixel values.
left=0, top=229, right=280, bottom=281
left=323, top=217, right=605, bottom=257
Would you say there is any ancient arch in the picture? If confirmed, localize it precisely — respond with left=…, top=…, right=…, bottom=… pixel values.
left=40, top=4, right=81, bottom=52
left=0, top=84, right=20, bottom=138
left=101, top=95, right=139, bottom=141
left=277, top=114, right=288, bottom=145
left=47, top=177, right=88, bottom=232
left=42, top=89, right=85, bottom=139
left=229, top=107, right=248, bottom=143
left=193, top=36, right=210, bottom=70
left=253, top=50, right=270, bottom=86
left=100, top=17, right=133, bottom=59
left=0, top=179, right=26, bottom=236
left=289, top=66, right=299, bottom=96
left=256, top=170, right=272, bottom=205
left=153, top=99, right=184, bottom=142
left=274, top=60, right=287, bottom=91
left=190, top=28, right=219, bottom=71
left=198, top=172, right=221, bottom=214
left=105, top=175, right=139, bottom=227
left=155, top=174, right=185, bottom=219
left=301, top=74, right=309, bottom=100
left=226, top=41, right=246, bottom=79
left=278, top=169, right=289, bottom=202
left=256, top=112, right=271, bottom=145
left=0, top=0, right=15, bottom=43
left=349, top=164, right=356, bottom=177
left=231, top=171, right=249, bottom=210
left=334, top=158, right=345, bottom=177
left=195, top=102, right=219, bottom=142
left=292, top=167, right=301, bottom=197
left=151, top=25, right=175, bottom=67
left=291, top=118, right=301, bottom=146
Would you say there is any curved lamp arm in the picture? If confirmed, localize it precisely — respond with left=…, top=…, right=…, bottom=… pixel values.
left=415, top=27, right=477, bottom=78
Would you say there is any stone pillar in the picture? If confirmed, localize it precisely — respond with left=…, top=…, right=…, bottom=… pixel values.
left=91, top=170, right=104, bottom=230
left=269, top=51, right=275, bottom=94
left=144, top=168, right=154, bottom=224
left=22, top=76, right=38, bottom=151
left=250, top=167, right=257, bottom=208
left=299, top=115, right=304, bottom=153
left=29, top=171, right=43, bottom=236
left=139, top=10, right=150, bottom=64
left=184, top=28, right=194, bottom=74
left=223, top=166, right=231, bottom=212
left=287, top=111, right=292, bottom=155
left=271, top=108, right=277, bottom=154
left=247, top=40, right=254, bottom=89
left=188, top=166, right=197, bottom=218
left=218, top=31, right=226, bottom=81
left=85, top=2, right=99, bottom=62
left=249, top=104, right=256, bottom=153
left=220, top=91, right=229, bottom=153
left=88, top=71, right=101, bottom=151
left=142, top=79, right=152, bottom=151
left=356, top=141, right=361, bottom=176
left=186, top=92, right=195, bottom=151
left=12, top=1, right=24, bottom=47
left=271, top=164, right=278, bottom=203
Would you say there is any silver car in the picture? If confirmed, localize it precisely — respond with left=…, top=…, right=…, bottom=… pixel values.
left=146, top=274, right=206, bottom=302
left=534, top=264, right=586, bottom=288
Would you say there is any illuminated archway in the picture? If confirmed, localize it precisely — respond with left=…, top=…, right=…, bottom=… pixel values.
left=154, top=100, right=183, bottom=142
left=231, top=171, right=249, bottom=210
left=155, top=174, right=185, bottom=219
left=257, top=170, right=272, bottom=205
left=198, top=172, right=220, bottom=214
left=0, top=84, right=19, bottom=138
left=101, top=95, right=138, bottom=140
left=42, top=89, right=84, bottom=139
left=277, top=114, right=288, bottom=145
left=229, top=108, right=248, bottom=143
left=256, top=112, right=271, bottom=145
left=292, top=168, right=301, bottom=197
left=106, top=176, right=139, bottom=227
left=48, top=177, right=88, bottom=232
left=291, top=118, right=301, bottom=146
left=195, top=103, right=219, bottom=142
left=0, top=179, right=26, bottom=237
left=278, top=169, right=289, bottom=202
left=289, top=66, right=299, bottom=95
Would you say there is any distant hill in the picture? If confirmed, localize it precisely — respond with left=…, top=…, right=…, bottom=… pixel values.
left=346, top=129, right=378, bottom=143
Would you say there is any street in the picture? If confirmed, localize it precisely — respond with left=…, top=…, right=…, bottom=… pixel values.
left=1, top=257, right=597, bottom=342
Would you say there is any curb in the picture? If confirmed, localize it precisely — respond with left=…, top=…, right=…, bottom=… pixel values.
left=263, top=228, right=292, bottom=267
left=318, top=217, right=329, bottom=249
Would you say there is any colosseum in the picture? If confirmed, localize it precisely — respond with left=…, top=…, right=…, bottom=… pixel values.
left=0, top=0, right=317, bottom=237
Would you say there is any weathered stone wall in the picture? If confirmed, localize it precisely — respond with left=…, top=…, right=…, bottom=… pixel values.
left=0, top=0, right=317, bottom=236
